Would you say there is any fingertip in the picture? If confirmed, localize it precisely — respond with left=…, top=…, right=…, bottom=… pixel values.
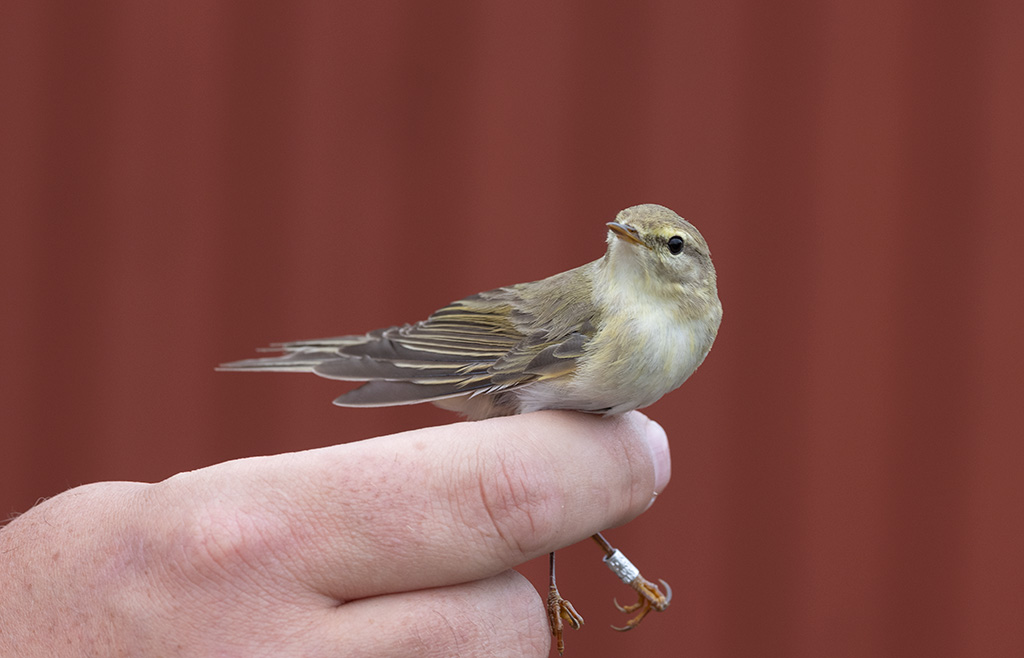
left=643, top=417, right=671, bottom=495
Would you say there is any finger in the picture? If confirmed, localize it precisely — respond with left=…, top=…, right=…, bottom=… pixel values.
left=288, top=410, right=668, bottom=599
left=305, top=571, right=550, bottom=658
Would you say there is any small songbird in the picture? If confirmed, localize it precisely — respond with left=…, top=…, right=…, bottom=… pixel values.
left=220, top=203, right=722, bottom=653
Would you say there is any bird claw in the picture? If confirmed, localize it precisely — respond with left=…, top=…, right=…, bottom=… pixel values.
left=610, top=577, right=672, bottom=632
left=547, top=585, right=584, bottom=655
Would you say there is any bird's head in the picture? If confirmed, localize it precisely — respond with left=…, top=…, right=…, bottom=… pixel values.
left=604, top=204, right=718, bottom=304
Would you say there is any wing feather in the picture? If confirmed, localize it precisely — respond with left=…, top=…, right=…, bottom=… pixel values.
left=219, top=266, right=600, bottom=412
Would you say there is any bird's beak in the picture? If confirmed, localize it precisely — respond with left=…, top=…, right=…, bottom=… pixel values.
left=607, top=222, right=649, bottom=248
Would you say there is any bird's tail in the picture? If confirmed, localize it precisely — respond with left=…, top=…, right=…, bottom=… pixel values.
left=216, top=335, right=369, bottom=372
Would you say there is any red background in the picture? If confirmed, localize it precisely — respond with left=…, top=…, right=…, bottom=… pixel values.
left=2, top=2, right=1022, bottom=656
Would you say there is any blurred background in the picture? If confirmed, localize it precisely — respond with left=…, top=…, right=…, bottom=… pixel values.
left=2, top=2, right=1022, bottom=656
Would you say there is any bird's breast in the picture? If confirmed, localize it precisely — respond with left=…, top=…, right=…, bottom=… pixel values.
left=516, top=306, right=716, bottom=415
left=590, top=311, right=712, bottom=410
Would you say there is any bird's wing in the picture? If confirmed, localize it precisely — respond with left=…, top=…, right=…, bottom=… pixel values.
left=337, top=269, right=600, bottom=404
left=216, top=295, right=524, bottom=381
left=317, top=292, right=527, bottom=385
left=219, top=268, right=599, bottom=410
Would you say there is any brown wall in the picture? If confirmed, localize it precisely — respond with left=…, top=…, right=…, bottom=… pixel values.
left=2, top=2, right=1022, bottom=656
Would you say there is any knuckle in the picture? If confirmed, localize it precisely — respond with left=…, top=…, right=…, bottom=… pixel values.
left=182, top=503, right=260, bottom=576
left=454, top=441, right=563, bottom=560
left=151, top=481, right=285, bottom=585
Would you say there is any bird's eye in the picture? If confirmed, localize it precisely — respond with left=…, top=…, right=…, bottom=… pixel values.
left=667, top=236, right=685, bottom=255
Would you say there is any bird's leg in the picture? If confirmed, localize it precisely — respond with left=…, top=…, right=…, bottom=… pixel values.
left=591, top=532, right=672, bottom=631
left=547, top=550, right=583, bottom=655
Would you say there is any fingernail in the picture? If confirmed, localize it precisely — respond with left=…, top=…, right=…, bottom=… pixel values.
left=644, top=418, right=671, bottom=502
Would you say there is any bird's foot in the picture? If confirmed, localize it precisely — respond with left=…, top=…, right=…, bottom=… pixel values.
left=611, top=575, right=672, bottom=631
left=547, top=585, right=584, bottom=655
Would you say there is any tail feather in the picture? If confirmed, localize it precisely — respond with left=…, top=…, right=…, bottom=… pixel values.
left=218, top=325, right=525, bottom=417
left=331, top=380, right=481, bottom=407
left=270, top=334, right=377, bottom=349
left=217, top=349, right=339, bottom=372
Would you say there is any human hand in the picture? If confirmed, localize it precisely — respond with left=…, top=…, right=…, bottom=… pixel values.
left=0, top=410, right=669, bottom=657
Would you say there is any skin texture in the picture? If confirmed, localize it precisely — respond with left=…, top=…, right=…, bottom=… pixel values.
left=0, top=410, right=670, bottom=658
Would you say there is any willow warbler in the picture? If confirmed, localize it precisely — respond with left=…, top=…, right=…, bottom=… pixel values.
left=220, top=203, right=721, bottom=418
left=220, top=203, right=722, bottom=653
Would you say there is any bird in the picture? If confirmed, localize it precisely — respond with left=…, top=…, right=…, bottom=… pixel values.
left=219, top=203, right=722, bottom=653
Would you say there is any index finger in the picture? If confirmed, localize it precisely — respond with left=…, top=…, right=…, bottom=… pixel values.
left=315, top=410, right=670, bottom=600
left=158, top=410, right=670, bottom=602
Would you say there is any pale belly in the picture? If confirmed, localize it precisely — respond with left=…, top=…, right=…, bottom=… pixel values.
left=515, top=313, right=716, bottom=415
